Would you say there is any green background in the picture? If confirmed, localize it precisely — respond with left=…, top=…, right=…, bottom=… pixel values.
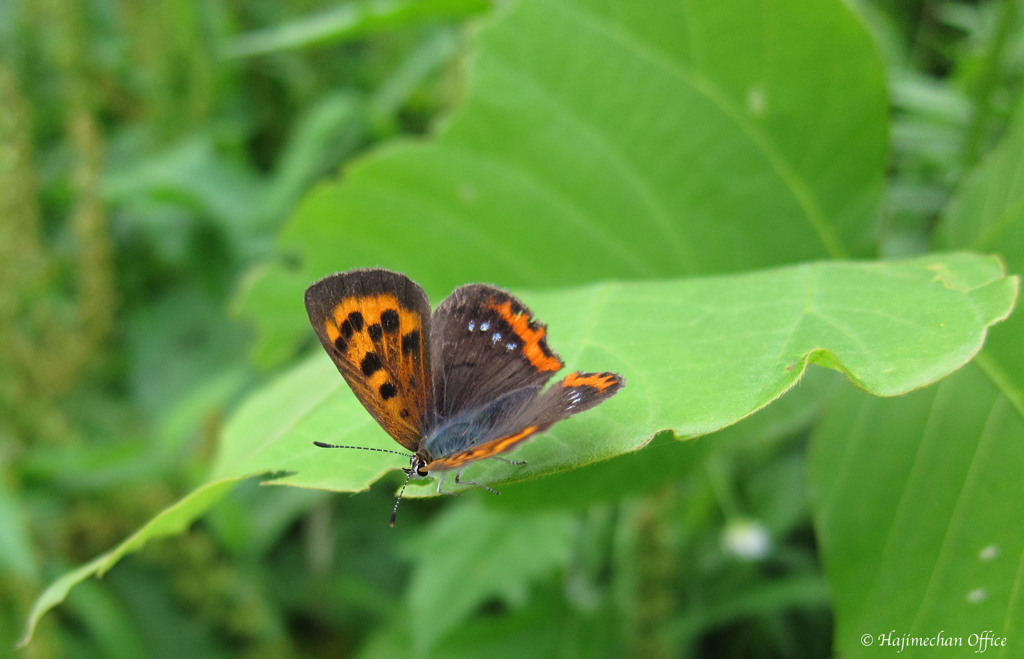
left=4, top=0, right=1023, bottom=657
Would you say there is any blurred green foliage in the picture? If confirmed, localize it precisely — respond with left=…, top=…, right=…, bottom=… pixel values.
left=2, top=0, right=1022, bottom=657
left=2, top=0, right=482, bottom=655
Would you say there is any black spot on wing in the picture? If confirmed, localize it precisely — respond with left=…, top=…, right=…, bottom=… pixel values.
left=360, top=352, right=383, bottom=376
left=381, top=309, right=400, bottom=333
left=379, top=382, right=397, bottom=400
left=401, top=330, right=420, bottom=356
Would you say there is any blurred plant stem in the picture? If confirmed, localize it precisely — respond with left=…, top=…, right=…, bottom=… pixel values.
left=962, top=0, right=1018, bottom=169
left=0, top=2, right=114, bottom=444
left=625, top=488, right=678, bottom=659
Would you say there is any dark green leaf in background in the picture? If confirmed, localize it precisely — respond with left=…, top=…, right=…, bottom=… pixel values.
left=811, top=365, right=1024, bottom=655
left=402, top=500, right=575, bottom=650
left=240, top=0, right=888, bottom=365
left=811, top=99, right=1024, bottom=658
left=939, top=103, right=1024, bottom=400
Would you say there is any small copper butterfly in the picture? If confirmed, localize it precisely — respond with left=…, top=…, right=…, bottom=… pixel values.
left=304, top=268, right=624, bottom=525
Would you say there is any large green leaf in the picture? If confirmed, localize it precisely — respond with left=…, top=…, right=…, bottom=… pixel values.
left=810, top=101, right=1024, bottom=658
left=287, top=0, right=884, bottom=281
left=240, top=0, right=887, bottom=366
left=222, top=254, right=1017, bottom=497
left=810, top=366, right=1024, bottom=656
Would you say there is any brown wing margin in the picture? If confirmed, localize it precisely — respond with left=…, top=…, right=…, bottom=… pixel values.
left=304, top=269, right=433, bottom=451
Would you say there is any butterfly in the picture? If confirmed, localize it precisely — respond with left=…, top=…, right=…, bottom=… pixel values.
left=304, top=268, right=624, bottom=525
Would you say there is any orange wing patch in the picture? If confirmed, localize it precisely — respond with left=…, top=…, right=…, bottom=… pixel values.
left=321, top=293, right=429, bottom=450
left=488, top=299, right=562, bottom=372
left=561, top=371, right=620, bottom=392
left=425, top=425, right=540, bottom=471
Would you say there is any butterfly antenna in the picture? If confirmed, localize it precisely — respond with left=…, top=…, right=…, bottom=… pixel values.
left=313, top=441, right=416, bottom=527
left=312, top=441, right=411, bottom=457
left=390, top=468, right=415, bottom=528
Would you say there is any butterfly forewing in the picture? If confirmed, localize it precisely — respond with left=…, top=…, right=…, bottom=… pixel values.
left=304, top=269, right=432, bottom=451
left=430, top=284, right=564, bottom=419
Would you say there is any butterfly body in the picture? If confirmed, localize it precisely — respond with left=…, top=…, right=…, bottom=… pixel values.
left=305, top=268, right=624, bottom=522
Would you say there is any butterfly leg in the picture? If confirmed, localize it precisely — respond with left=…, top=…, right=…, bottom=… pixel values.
left=435, top=472, right=448, bottom=494
left=454, top=469, right=500, bottom=495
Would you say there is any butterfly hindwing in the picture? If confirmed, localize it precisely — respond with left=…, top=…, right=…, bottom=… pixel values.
left=424, top=371, right=624, bottom=472
left=304, top=269, right=432, bottom=451
left=531, top=371, right=626, bottom=425
left=430, top=284, right=564, bottom=419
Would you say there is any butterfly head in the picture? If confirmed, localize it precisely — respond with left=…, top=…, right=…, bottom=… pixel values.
left=403, top=453, right=430, bottom=479
left=391, top=453, right=432, bottom=527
